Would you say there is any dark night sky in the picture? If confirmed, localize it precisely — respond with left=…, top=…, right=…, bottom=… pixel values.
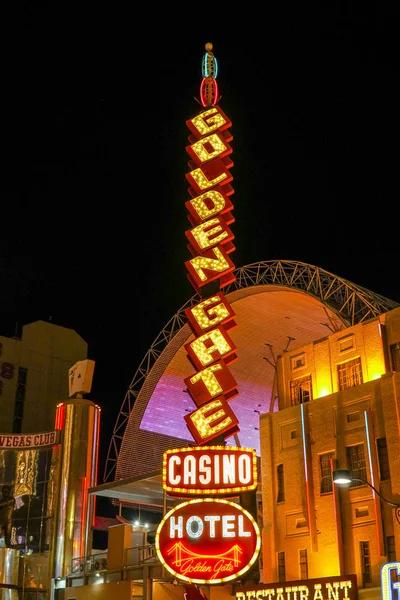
left=2, top=10, right=399, bottom=487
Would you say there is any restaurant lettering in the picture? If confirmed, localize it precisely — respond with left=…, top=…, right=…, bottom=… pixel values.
left=236, top=575, right=357, bottom=600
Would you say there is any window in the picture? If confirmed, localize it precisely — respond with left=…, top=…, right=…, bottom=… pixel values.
left=339, top=335, right=355, bottom=353
left=377, top=438, right=390, bottom=481
left=390, top=342, right=400, bottom=371
left=360, top=541, right=372, bottom=586
left=13, top=367, right=28, bottom=434
left=347, top=411, right=360, bottom=423
left=346, top=444, right=367, bottom=486
left=277, top=464, right=285, bottom=503
left=291, top=354, right=305, bottom=370
left=277, top=551, right=285, bottom=582
left=290, top=375, right=312, bottom=406
left=319, top=452, right=333, bottom=494
left=386, top=536, right=396, bottom=562
left=337, top=357, right=363, bottom=391
left=299, top=549, right=308, bottom=579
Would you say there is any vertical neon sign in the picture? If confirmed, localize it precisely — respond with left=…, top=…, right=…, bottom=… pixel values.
left=183, top=43, right=240, bottom=445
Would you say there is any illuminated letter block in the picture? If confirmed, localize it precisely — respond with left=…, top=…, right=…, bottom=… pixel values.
left=184, top=360, right=238, bottom=406
left=185, top=246, right=236, bottom=294
left=186, top=133, right=232, bottom=166
left=186, top=159, right=233, bottom=195
left=185, top=327, right=237, bottom=370
left=186, top=106, right=232, bottom=139
left=184, top=396, right=240, bottom=445
left=185, top=187, right=234, bottom=227
left=186, top=217, right=235, bottom=255
left=185, top=293, right=236, bottom=335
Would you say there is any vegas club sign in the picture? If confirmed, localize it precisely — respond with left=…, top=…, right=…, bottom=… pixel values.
left=155, top=43, right=261, bottom=586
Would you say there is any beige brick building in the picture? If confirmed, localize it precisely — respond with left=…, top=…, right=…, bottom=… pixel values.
left=0, top=320, right=88, bottom=434
left=260, top=306, right=400, bottom=589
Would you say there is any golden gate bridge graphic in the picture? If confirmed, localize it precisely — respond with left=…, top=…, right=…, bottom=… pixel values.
left=167, top=541, right=244, bottom=571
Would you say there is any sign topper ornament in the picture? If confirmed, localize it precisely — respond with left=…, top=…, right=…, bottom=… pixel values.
left=68, top=359, right=95, bottom=398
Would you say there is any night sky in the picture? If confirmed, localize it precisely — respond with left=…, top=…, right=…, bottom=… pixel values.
left=2, top=11, right=399, bottom=488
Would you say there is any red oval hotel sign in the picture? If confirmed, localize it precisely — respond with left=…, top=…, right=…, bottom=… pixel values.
left=155, top=498, right=261, bottom=585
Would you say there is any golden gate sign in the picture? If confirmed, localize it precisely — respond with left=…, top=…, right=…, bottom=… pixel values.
left=183, top=43, right=239, bottom=446
left=157, top=43, right=261, bottom=587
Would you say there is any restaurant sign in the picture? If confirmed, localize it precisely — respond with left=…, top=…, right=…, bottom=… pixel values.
left=155, top=498, right=261, bottom=584
left=235, top=574, right=357, bottom=600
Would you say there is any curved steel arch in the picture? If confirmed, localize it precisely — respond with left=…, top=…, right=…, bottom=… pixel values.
left=104, top=260, right=398, bottom=482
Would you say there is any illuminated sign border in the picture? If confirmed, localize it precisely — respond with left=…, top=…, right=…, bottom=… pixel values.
left=163, top=446, right=258, bottom=496
left=155, top=498, right=261, bottom=585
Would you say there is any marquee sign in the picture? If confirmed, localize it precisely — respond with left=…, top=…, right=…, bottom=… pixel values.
left=163, top=446, right=258, bottom=496
left=155, top=498, right=261, bottom=585
left=183, top=43, right=240, bottom=446
left=235, top=574, right=358, bottom=600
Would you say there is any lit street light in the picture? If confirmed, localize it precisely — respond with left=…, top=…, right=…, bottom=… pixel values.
left=332, top=469, right=400, bottom=525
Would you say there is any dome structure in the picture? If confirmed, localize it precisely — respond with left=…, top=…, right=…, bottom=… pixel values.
left=104, top=260, right=398, bottom=485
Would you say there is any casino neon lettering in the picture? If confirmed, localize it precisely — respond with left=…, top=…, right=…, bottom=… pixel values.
left=183, top=46, right=240, bottom=445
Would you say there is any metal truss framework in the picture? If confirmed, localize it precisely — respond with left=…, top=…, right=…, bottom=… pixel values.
left=104, top=260, right=398, bottom=483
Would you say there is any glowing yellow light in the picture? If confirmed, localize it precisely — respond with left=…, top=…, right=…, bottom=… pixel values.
left=189, top=364, right=224, bottom=396
left=189, top=296, right=230, bottom=331
left=190, top=217, right=228, bottom=250
left=189, top=167, right=227, bottom=190
left=189, top=247, right=230, bottom=282
left=190, top=190, right=226, bottom=221
left=189, top=399, right=233, bottom=439
left=190, top=108, right=227, bottom=136
left=190, top=329, right=232, bottom=367
left=190, top=133, right=227, bottom=163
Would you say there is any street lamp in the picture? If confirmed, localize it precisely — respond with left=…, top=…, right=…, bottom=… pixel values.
left=332, top=469, right=400, bottom=526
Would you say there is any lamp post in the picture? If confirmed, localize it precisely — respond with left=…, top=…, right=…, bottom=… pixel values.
left=332, top=469, right=400, bottom=526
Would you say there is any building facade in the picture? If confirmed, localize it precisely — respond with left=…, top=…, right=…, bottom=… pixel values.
left=260, top=305, right=400, bottom=593
left=0, top=320, right=90, bottom=597
left=0, top=320, right=88, bottom=434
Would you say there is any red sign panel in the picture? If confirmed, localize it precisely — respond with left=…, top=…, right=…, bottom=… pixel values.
left=155, top=498, right=261, bottom=585
left=163, top=446, right=258, bottom=496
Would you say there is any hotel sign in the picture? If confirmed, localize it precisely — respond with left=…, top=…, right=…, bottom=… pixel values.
left=156, top=498, right=261, bottom=585
left=235, top=574, right=358, bottom=600
left=163, top=446, right=258, bottom=496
